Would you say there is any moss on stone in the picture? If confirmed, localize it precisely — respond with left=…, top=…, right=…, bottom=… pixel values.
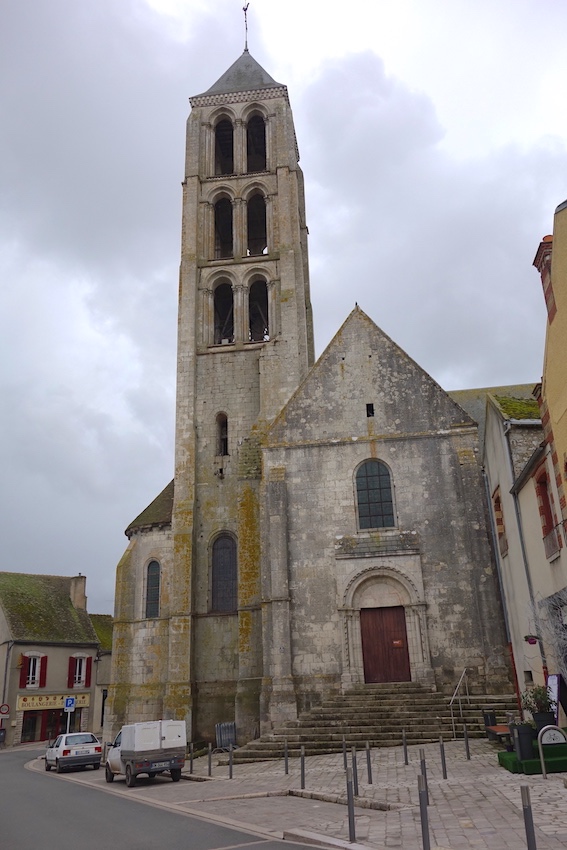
left=0, top=572, right=98, bottom=644
left=89, top=613, right=113, bottom=651
left=495, top=396, right=540, bottom=420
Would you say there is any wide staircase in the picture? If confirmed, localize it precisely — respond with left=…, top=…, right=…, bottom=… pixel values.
left=232, top=682, right=518, bottom=762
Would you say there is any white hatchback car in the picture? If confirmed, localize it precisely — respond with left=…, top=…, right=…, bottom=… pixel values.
left=45, top=732, right=102, bottom=773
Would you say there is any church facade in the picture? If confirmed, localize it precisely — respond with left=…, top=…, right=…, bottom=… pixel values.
left=105, top=51, right=512, bottom=744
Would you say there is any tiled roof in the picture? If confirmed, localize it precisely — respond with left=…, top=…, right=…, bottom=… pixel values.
left=0, top=572, right=98, bottom=644
left=89, top=613, right=113, bottom=651
left=125, top=479, right=174, bottom=537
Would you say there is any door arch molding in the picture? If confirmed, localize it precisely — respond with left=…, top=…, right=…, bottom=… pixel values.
left=340, top=565, right=433, bottom=688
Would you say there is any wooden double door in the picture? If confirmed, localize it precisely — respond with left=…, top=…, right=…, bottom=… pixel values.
left=360, top=606, right=411, bottom=683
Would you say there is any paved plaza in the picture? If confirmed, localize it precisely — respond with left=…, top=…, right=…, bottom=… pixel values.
left=27, top=738, right=567, bottom=849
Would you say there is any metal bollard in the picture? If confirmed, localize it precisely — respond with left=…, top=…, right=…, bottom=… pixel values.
left=439, top=735, right=447, bottom=780
left=208, top=742, right=212, bottom=777
left=284, top=738, right=289, bottom=775
left=342, top=735, right=347, bottom=771
left=402, top=728, right=408, bottom=765
left=365, top=741, right=373, bottom=785
left=351, top=746, right=359, bottom=797
left=189, top=742, right=194, bottom=774
left=300, top=745, right=305, bottom=789
left=418, top=774, right=431, bottom=850
left=463, top=723, right=471, bottom=760
left=346, top=766, right=356, bottom=843
left=419, top=748, right=429, bottom=807
left=521, top=786, right=538, bottom=850
left=229, top=743, right=233, bottom=779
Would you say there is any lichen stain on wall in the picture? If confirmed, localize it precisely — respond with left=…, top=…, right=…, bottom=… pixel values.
left=237, top=484, right=260, bottom=651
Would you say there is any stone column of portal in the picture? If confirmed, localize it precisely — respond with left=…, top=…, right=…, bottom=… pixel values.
left=234, top=119, right=246, bottom=174
left=201, top=288, right=214, bottom=346
left=265, top=195, right=274, bottom=254
left=234, top=198, right=245, bottom=259
left=203, top=122, right=213, bottom=177
left=267, top=279, right=278, bottom=339
left=233, top=284, right=247, bottom=343
left=262, top=468, right=297, bottom=728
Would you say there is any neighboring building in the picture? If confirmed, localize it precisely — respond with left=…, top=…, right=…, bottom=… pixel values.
left=530, top=202, right=567, bottom=685
left=0, top=573, right=105, bottom=746
left=462, top=388, right=546, bottom=691
left=90, top=613, right=113, bottom=736
left=105, top=50, right=513, bottom=745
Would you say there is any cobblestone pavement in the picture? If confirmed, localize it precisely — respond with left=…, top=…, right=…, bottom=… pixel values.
left=28, top=739, right=567, bottom=850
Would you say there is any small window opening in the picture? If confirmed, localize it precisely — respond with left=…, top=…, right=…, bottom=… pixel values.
left=211, top=535, right=237, bottom=612
left=366, top=403, right=374, bottom=417
left=356, top=459, right=395, bottom=529
left=216, top=413, right=229, bottom=456
left=246, top=115, right=266, bottom=172
left=214, top=283, right=234, bottom=344
left=214, top=198, right=233, bottom=259
left=215, top=120, right=234, bottom=175
left=145, top=560, right=160, bottom=618
left=247, top=194, right=267, bottom=256
left=249, top=280, right=269, bottom=341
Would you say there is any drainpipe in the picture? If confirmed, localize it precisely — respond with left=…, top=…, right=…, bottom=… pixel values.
left=503, top=421, right=548, bottom=680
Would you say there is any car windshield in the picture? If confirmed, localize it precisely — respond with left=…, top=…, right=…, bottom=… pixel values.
left=65, top=734, right=98, bottom=745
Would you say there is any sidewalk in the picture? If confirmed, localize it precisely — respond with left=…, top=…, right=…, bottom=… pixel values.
left=177, top=738, right=567, bottom=850
left=28, top=737, right=567, bottom=849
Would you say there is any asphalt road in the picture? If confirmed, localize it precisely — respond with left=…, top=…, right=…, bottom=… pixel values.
left=0, top=747, right=308, bottom=850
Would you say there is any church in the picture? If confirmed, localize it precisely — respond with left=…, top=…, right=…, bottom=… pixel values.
left=105, top=49, right=512, bottom=744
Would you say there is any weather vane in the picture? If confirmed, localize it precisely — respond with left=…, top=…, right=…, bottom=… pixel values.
left=243, top=3, right=249, bottom=51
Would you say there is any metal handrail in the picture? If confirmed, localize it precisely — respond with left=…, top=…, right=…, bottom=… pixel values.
left=449, top=668, right=471, bottom=739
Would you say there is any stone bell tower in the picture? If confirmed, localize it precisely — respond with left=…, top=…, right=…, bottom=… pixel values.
left=167, top=50, right=314, bottom=740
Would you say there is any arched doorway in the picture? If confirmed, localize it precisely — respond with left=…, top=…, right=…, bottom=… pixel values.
left=360, top=606, right=410, bottom=683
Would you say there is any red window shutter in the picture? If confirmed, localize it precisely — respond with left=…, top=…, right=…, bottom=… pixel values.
left=19, top=655, right=29, bottom=689
left=67, top=656, right=76, bottom=689
left=39, top=655, right=48, bottom=688
left=85, top=656, right=92, bottom=688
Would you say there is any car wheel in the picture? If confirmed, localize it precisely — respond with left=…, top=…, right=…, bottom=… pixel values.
left=93, top=762, right=100, bottom=770
left=171, top=768, right=182, bottom=782
left=125, top=764, right=136, bottom=788
left=148, top=772, right=156, bottom=779
left=45, top=759, right=51, bottom=771
left=55, top=760, right=63, bottom=774
left=105, top=763, right=114, bottom=783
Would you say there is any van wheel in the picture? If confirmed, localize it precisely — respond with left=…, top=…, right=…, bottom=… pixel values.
left=105, top=763, right=114, bottom=783
left=171, top=768, right=181, bottom=782
left=125, top=764, right=136, bottom=787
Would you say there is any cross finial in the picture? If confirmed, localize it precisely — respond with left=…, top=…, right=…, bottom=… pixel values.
left=243, top=3, right=249, bottom=52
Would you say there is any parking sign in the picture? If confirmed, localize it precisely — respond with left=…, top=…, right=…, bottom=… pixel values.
left=64, top=696, right=75, bottom=712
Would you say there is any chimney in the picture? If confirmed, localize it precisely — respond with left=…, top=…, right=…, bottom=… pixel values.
left=70, top=574, right=87, bottom=610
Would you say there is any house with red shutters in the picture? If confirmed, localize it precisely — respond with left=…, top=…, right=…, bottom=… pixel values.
left=0, top=572, right=108, bottom=746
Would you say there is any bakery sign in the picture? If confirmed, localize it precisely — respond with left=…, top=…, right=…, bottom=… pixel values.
left=17, top=693, right=90, bottom=711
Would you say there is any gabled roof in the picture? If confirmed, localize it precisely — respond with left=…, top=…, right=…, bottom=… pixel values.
left=199, top=49, right=283, bottom=96
left=89, top=613, right=113, bottom=652
left=0, top=572, right=98, bottom=644
left=449, top=384, right=539, bottom=446
left=125, top=479, right=174, bottom=538
left=268, top=306, right=475, bottom=446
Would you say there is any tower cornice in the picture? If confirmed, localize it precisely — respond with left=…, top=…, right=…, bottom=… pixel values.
left=190, top=85, right=289, bottom=109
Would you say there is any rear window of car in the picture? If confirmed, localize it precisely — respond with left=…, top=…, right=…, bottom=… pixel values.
left=66, top=734, right=98, bottom=745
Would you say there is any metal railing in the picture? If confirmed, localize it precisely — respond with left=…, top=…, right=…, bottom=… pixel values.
left=449, top=668, right=471, bottom=739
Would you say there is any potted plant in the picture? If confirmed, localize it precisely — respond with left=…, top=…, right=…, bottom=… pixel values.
left=509, top=720, right=535, bottom=761
left=520, top=685, right=556, bottom=731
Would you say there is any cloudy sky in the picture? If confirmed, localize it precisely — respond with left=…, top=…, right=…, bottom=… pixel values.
left=2, top=0, right=566, bottom=614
